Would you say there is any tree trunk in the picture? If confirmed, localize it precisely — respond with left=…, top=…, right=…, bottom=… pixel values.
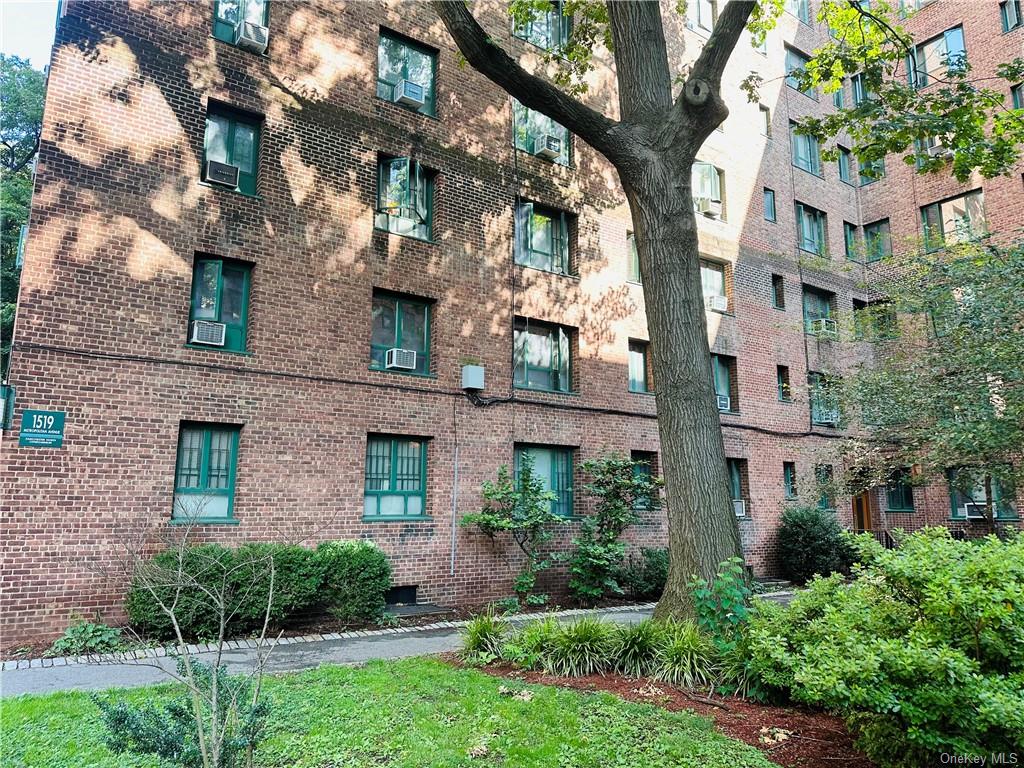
left=621, top=160, right=743, bottom=620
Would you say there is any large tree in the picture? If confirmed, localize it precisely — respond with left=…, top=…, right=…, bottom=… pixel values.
left=431, top=0, right=1024, bottom=616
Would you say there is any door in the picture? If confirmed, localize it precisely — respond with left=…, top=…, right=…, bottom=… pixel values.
left=853, top=492, right=872, bottom=531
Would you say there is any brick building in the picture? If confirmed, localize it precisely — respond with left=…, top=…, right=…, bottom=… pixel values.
left=1, top=0, right=1020, bottom=644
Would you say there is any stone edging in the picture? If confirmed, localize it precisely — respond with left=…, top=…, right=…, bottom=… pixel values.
left=1, top=602, right=660, bottom=672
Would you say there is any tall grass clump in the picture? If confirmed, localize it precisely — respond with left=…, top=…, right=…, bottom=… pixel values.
left=542, top=618, right=616, bottom=677
left=461, top=612, right=507, bottom=663
left=501, top=616, right=560, bottom=669
left=612, top=620, right=666, bottom=678
left=654, top=619, right=717, bottom=688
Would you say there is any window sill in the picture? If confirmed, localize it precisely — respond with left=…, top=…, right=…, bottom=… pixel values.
left=513, top=147, right=574, bottom=170
left=626, top=279, right=642, bottom=286
left=372, top=224, right=435, bottom=245
left=362, top=515, right=432, bottom=523
left=198, top=181, right=261, bottom=200
left=719, top=409, right=741, bottom=416
left=368, top=366, right=437, bottom=379
left=518, top=264, right=579, bottom=280
left=629, top=389, right=656, bottom=397
left=951, top=516, right=1019, bottom=522
left=772, top=304, right=785, bottom=310
left=784, top=496, right=799, bottom=502
left=886, top=508, right=915, bottom=513
left=184, top=344, right=253, bottom=356
left=793, top=166, right=824, bottom=179
left=209, top=35, right=270, bottom=59
left=839, top=178, right=855, bottom=187
left=513, top=385, right=578, bottom=396
left=786, top=84, right=819, bottom=100
left=779, top=397, right=794, bottom=404
left=375, top=96, right=438, bottom=121
left=170, top=517, right=240, bottom=526
left=707, top=308, right=733, bottom=316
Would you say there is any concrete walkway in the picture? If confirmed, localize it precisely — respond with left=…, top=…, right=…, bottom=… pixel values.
left=0, top=604, right=656, bottom=698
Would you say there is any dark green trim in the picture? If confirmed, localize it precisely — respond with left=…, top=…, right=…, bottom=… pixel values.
left=513, top=317, right=572, bottom=393
left=362, top=515, right=432, bottom=523
left=169, top=517, right=241, bottom=526
left=184, top=344, right=254, bottom=357
left=514, top=444, right=575, bottom=518
left=188, top=257, right=252, bottom=353
left=375, top=156, right=435, bottom=242
left=202, top=107, right=261, bottom=196
left=172, top=423, right=241, bottom=522
left=213, top=0, right=269, bottom=45
left=376, top=29, right=438, bottom=117
left=370, top=292, right=432, bottom=375
left=363, top=434, right=428, bottom=519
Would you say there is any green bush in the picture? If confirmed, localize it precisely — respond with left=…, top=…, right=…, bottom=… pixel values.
left=653, top=619, right=717, bottom=688
left=618, top=548, right=668, bottom=600
left=776, top=506, right=855, bottom=584
left=501, top=616, right=560, bottom=669
left=612, top=620, right=666, bottom=678
left=47, top=621, right=122, bottom=657
left=462, top=612, right=507, bottom=664
left=543, top=618, right=616, bottom=677
left=746, top=529, right=1024, bottom=766
left=315, top=540, right=391, bottom=623
left=232, top=543, right=322, bottom=625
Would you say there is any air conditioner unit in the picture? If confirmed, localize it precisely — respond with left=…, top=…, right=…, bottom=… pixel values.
left=927, top=144, right=953, bottom=159
left=534, top=134, right=563, bottom=160
left=815, top=407, right=840, bottom=426
left=189, top=320, right=227, bottom=346
left=733, top=499, right=746, bottom=517
left=205, top=160, right=239, bottom=188
left=385, top=347, right=417, bottom=370
left=393, top=79, right=425, bottom=109
left=705, top=199, right=723, bottom=218
left=234, top=21, right=269, bottom=55
left=810, top=317, right=838, bottom=338
left=705, top=294, right=729, bottom=313
left=716, top=394, right=731, bottom=412
left=963, top=503, right=987, bottom=519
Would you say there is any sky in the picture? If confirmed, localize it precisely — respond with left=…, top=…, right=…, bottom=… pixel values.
left=1, top=0, right=59, bottom=70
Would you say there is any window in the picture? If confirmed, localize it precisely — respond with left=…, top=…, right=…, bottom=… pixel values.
left=687, top=0, right=717, bottom=32
left=213, top=0, right=267, bottom=47
left=921, top=190, right=985, bottom=251
left=763, top=188, right=777, bottom=222
left=712, top=354, right=737, bottom=412
left=843, top=222, right=858, bottom=260
left=777, top=365, right=792, bottom=401
left=377, top=31, right=437, bottom=117
left=727, top=458, right=749, bottom=516
left=809, top=371, right=840, bottom=425
left=790, top=123, right=821, bottom=175
left=364, top=435, right=427, bottom=519
left=803, top=286, right=835, bottom=332
left=947, top=468, right=1016, bottom=519
left=513, top=99, right=571, bottom=166
left=370, top=292, right=431, bottom=375
left=855, top=299, right=898, bottom=341
left=514, top=0, right=569, bottom=51
left=795, top=202, right=828, bottom=256
left=701, top=260, right=727, bottom=308
left=907, top=26, right=966, bottom=88
left=851, top=73, right=872, bottom=105
left=692, top=162, right=724, bottom=217
left=1002, top=0, right=1023, bottom=32
left=832, top=81, right=846, bottom=109
left=886, top=469, right=915, bottom=511
left=783, top=462, right=798, bottom=499
left=785, top=47, right=814, bottom=97
left=513, top=317, right=572, bottom=392
left=203, top=106, right=260, bottom=196
left=771, top=274, right=785, bottom=309
left=515, top=445, right=574, bottom=517
left=864, top=219, right=892, bottom=261
left=838, top=147, right=853, bottom=183
left=375, top=156, right=435, bottom=241
left=628, top=340, right=651, bottom=393
left=815, top=464, right=835, bottom=510
left=900, top=0, right=937, bottom=13
left=515, top=202, right=571, bottom=274
left=188, top=258, right=251, bottom=352
left=759, top=104, right=772, bottom=136
left=859, top=157, right=885, bottom=185
left=173, top=423, right=240, bottom=522
left=627, top=231, right=640, bottom=283
left=1012, top=83, right=1024, bottom=110
left=785, top=0, right=810, bottom=23
left=631, top=451, right=657, bottom=511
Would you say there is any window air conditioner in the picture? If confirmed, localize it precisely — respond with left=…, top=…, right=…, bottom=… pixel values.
left=385, top=348, right=417, bottom=370
left=810, top=317, right=838, bottom=338
left=394, top=79, right=425, bottom=109
left=716, top=394, right=731, bottom=412
left=189, top=320, right=227, bottom=346
left=963, top=503, right=986, bottom=519
left=534, top=134, right=563, bottom=160
left=927, top=143, right=953, bottom=159
left=234, top=21, right=269, bottom=55
left=733, top=499, right=746, bottom=517
left=205, top=160, right=240, bottom=188
left=705, top=294, right=729, bottom=313
left=705, top=199, right=723, bottom=218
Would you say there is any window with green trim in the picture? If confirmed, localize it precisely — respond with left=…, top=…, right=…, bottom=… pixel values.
left=513, top=317, right=572, bottom=392
left=1012, top=83, right=1024, bottom=109
left=628, top=339, right=651, bottom=393
left=851, top=73, right=872, bottom=105
left=712, top=354, right=737, bottom=412
left=375, top=156, right=435, bottom=241
left=907, top=26, right=966, bottom=89
left=515, top=444, right=574, bottom=517
left=854, top=299, right=898, bottom=341
left=764, top=188, right=777, bottom=222
left=515, top=202, right=572, bottom=274
left=1002, top=0, right=1022, bottom=32
left=370, top=291, right=431, bottom=375
left=886, top=469, right=915, bottom=511
left=859, top=157, right=885, bottom=185
left=777, top=365, right=792, bottom=401
left=627, top=231, right=640, bottom=282
left=838, top=147, right=853, bottom=183
left=815, top=464, right=835, bottom=510
left=790, top=123, right=821, bottom=175
left=364, top=435, right=428, bottom=519
left=785, top=0, right=810, bottom=23
left=188, top=258, right=251, bottom=353
left=947, top=467, right=1016, bottom=519
left=808, top=371, right=840, bottom=426
left=921, top=190, right=985, bottom=252
left=783, top=461, right=798, bottom=499
left=727, top=458, right=749, bottom=517
left=802, top=286, right=835, bottom=332
left=631, top=451, right=657, bottom=511
left=173, top=423, right=240, bottom=522
left=832, top=81, right=846, bottom=109
left=213, top=0, right=268, bottom=46
left=513, top=100, right=571, bottom=166
left=377, top=30, right=437, bottom=117
left=843, top=222, right=858, bottom=260
left=864, top=218, right=891, bottom=261
left=203, top=106, right=260, bottom=196
left=785, top=47, right=814, bottom=97
left=513, top=0, right=570, bottom=51
left=795, top=202, right=827, bottom=256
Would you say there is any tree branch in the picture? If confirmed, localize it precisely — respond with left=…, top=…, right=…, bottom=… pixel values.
left=430, top=1, right=623, bottom=159
left=606, top=1, right=673, bottom=123
left=684, top=0, right=756, bottom=107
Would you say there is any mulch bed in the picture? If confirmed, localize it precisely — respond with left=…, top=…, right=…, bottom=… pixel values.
left=447, top=657, right=874, bottom=768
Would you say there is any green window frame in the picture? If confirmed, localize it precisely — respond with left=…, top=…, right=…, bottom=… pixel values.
left=631, top=451, right=656, bottom=511
left=832, top=81, right=846, bottom=109
left=815, top=464, right=835, bottom=511
left=364, top=435, right=428, bottom=519
left=213, top=0, right=268, bottom=46
left=513, top=317, right=572, bottom=393
left=854, top=300, right=898, bottom=341
left=783, top=461, right=798, bottom=499
left=1002, top=0, right=1022, bottom=32
left=843, top=222, right=858, bottom=260
left=628, top=340, right=650, bottom=393
left=515, top=444, right=574, bottom=518
left=376, top=30, right=438, bottom=117
left=627, top=231, right=640, bottom=282
left=886, top=469, right=915, bottom=511
left=727, top=458, right=746, bottom=501
left=790, top=123, right=821, bottom=175
left=947, top=468, right=1016, bottom=520
left=785, top=47, right=814, bottom=98
left=513, top=100, right=571, bottom=166
left=712, top=354, right=735, bottom=412
left=513, top=0, right=570, bottom=51
left=864, top=219, right=892, bottom=261
left=515, top=202, right=571, bottom=274
left=203, top=106, right=260, bottom=197
left=859, top=157, right=885, bottom=185
left=838, top=147, right=853, bottom=183
left=1013, top=83, right=1024, bottom=110
left=375, top=156, right=435, bottom=241
left=921, top=190, right=985, bottom=252
left=763, top=188, right=777, bottom=222
left=785, top=0, right=810, bottom=23
left=370, top=292, right=431, bottom=376
left=851, top=73, right=871, bottom=105
left=173, top=423, right=240, bottom=523
left=907, top=26, right=966, bottom=89
left=771, top=274, right=785, bottom=309
left=802, top=286, right=834, bottom=330
left=808, top=371, right=840, bottom=426
left=188, top=258, right=252, bottom=353
left=777, top=365, right=792, bottom=401
left=795, top=202, right=827, bottom=256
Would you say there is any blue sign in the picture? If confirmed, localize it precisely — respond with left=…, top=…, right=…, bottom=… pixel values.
left=19, top=410, right=66, bottom=448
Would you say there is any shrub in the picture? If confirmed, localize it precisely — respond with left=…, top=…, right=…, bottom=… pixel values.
left=315, top=540, right=391, bottom=624
left=776, top=506, right=855, bottom=584
left=612, top=620, right=665, bottom=678
left=543, top=618, right=616, bottom=677
left=746, top=529, right=1024, bottom=766
left=462, top=612, right=507, bottom=663
left=690, top=557, right=751, bottom=648
left=47, top=621, right=122, bottom=657
left=618, top=548, right=668, bottom=600
left=231, top=543, right=322, bottom=625
left=501, top=616, right=560, bottom=669
left=653, top=620, right=717, bottom=689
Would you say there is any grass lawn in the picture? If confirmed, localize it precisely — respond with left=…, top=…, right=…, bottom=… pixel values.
left=1, top=656, right=778, bottom=768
